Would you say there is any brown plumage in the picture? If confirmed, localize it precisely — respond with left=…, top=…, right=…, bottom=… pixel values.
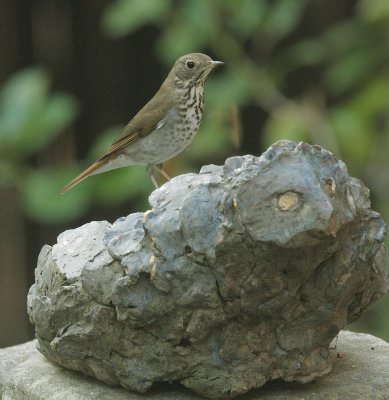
left=58, top=156, right=116, bottom=195
left=59, top=53, right=223, bottom=194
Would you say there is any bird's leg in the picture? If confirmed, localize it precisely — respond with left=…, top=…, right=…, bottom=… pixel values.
left=156, top=163, right=171, bottom=181
left=147, top=165, right=159, bottom=188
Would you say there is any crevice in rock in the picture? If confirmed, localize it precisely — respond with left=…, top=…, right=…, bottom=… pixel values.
left=176, top=338, right=191, bottom=347
left=215, top=279, right=227, bottom=312
left=184, top=246, right=192, bottom=254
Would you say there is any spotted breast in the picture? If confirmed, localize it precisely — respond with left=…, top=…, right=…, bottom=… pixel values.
left=175, top=84, right=205, bottom=152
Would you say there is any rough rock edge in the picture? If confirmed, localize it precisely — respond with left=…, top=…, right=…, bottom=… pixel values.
left=2, top=332, right=389, bottom=399
left=27, top=141, right=389, bottom=399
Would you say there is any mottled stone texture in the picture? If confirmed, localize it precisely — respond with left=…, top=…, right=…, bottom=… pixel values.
left=28, top=141, right=388, bottom=399
left=3, top=332, right=389, bottom=400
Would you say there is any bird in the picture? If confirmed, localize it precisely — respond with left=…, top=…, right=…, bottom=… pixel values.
left=58, top=53, right=224, bottom=195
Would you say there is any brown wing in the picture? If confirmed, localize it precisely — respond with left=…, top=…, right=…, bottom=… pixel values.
left=97, top=83, right=176, bottom=161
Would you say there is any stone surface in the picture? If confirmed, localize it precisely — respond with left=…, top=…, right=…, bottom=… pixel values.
left=2, top=331, right=389, bottom=399
left=0, top=340, right=37, bottom=398
left=27, top=141, right=389, bottom=399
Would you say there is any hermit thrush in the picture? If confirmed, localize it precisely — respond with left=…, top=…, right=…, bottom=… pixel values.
left=59, top=53, right=223, bottom=194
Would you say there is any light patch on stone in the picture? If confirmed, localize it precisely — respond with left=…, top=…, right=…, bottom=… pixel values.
left=277, top=191, right=300, bottom=211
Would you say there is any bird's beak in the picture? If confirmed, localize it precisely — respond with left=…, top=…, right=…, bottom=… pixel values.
left=208, top=60, right=224, bottom=68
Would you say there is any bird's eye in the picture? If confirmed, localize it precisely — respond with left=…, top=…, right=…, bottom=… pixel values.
left=186, top=61, right=195, bottom=69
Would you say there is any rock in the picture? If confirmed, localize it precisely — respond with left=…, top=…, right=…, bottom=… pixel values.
left=2, top=331, right=389, bottom=399
left=27, top=141, right=389, bottom=399
left=0, top=340, right=37, bottom=398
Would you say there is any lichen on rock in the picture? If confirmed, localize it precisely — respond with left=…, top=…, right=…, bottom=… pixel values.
left=27, top=141, right=389, bottom=399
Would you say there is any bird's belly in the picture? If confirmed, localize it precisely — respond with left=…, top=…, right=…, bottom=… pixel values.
left=90, top=124, right=199, bottom=176
left=94, top=102, right=203, bottom=174
left=89, top=153, right=136, bottom=175
left=123, top=117, right=201, bottom=166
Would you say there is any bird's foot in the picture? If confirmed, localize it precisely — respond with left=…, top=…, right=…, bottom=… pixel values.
left=147, top=165, right=159, bottom=188
left=156, top=164, right=171, bottom=181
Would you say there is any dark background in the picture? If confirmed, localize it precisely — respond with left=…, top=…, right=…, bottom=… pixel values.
left=1, top=0, right=388, bottom=347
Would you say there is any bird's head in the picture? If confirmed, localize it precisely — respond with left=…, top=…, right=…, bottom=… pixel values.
left=169, top=53, right=224, bottom=88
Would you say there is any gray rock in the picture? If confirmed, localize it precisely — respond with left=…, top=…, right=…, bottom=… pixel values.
left=2, top=331, right=389, bottom=399
left=0, top=340, right=37, bottom=398
left=27, top=141, right=389, bottom=399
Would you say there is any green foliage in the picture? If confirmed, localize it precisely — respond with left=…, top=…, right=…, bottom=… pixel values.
left=206, top=65, right=252, bottom=107
left=226, top=0, right=267, bottom=39
left=188, top=105, right=235, bottom=159
left=262, top=0, right=307, bottom=40
left=0, top=69, right=78, bottom=159
left=358, top=0, right=389, bottom=24
left=21, top=167, right=90, bottom=223
left=102, top=0, right=171, bottom=36
left=264, top=103, right=311, bottom=144
left=0, top=68, right=83, bottom=223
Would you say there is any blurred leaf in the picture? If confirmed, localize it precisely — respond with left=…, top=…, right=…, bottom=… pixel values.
left=182, top=0, right=217, bottom=32
left=0, top=68, right=79, bottom=158
left=227, top=0, right=268, bottom=39
left=15, top=94, right=79, bottom=157
left=278, top=39, right=327, bottom=70
left=329, top=109, right=371, bottom=172
left=321, top=20, right=370, bottom=59
left=156, top=21, right=209, bottom=62
left=206, top=65, right=252, bottom=106
left=156, top=0, right=221, bottom=62
left=263, top=104, right=311, bottom=147
left=345, top=78, right=389, bottom=119
left=102, top=0, right=171, bottom=37
left=263, top=0, right=307, bottom=41
left=188, top=105, right=233, bottom=159
left=358, top=0, right=389, bottom=24
left=325, top=47, right=383, bottom=95
left=0, top=69, right=49, bottom=145
left=93, top=166, right=151, bottom=205
left=21, top=168, right=90, bottom=224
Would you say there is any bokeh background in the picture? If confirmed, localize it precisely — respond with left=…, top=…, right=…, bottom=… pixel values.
left=1, top=0, right=388, bottom=348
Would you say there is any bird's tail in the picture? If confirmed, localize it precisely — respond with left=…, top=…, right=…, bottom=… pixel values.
left=58, top=159, right=106, bottom=195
